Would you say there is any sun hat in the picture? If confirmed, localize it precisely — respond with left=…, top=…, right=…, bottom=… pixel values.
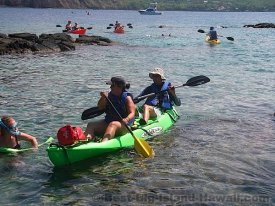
left=149, top=67, right=166, bottom=80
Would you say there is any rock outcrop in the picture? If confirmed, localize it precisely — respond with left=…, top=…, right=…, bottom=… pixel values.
left=0, top=32, right=113, bottom=55
left=244, top=23, right=275, bottom=28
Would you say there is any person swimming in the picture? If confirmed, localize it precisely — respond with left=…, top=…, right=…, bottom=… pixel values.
left=0, top=116, right=38, bottom=149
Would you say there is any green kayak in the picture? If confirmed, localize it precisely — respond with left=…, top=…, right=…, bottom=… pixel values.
left=47, top=107, right=179, bottom=167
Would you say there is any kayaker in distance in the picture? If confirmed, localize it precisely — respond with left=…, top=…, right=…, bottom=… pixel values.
left=135, top=68, right=181, bottom=125
left=72, top=23, right=79, bottom=30
left=65, top=20, right=72, bottom=31
left=0, top=116, right=38, bottom=149
left=207, top=26, right=218, bottom=40
left=114, top=21, right=120, bottom=29
left=84, top=76, right=136, bottom=142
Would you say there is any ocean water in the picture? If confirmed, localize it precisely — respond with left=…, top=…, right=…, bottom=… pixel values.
left=0, top=8, right=274, bottom=205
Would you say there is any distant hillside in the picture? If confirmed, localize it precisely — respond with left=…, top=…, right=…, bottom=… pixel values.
left=0, top=0, right=275, bottom=11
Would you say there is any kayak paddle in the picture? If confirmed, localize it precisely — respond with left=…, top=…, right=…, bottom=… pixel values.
left=197, top=29, right=234, bottom=41
left=81, top=106, right=105, bottom=120
left=57, top=24, right=92, bottom=30
left=220, top=36, right=234, bottom=41
left=127, top=23, right=133, bottom=28
left=81, top=75, right=210, bottom=120
left=197, top=29, right=205, bottom=33
left=104, top=96, right=154, bottom=158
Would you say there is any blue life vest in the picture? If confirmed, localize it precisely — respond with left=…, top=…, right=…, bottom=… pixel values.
left=145, top=80, right=173, bottom=110
left=209, top=30, right=218, bottom=40
left=105, top=91, right=134, bottom=125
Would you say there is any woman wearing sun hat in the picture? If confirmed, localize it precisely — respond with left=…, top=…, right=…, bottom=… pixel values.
left=135, top=68, right=181, bottom=125
left=85, top=76, right=136, bottom=142
left=0, top=116, right=38, bottom=149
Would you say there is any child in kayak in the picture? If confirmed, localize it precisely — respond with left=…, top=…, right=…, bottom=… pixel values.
left=135, top=68, right=181, bottom=125
left=85, top=76, right=136, bottom=142
left=0, top=116, right=38, bottom=149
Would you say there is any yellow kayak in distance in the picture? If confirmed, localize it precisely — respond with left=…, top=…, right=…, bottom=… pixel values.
left=205, top=36, right=221, bottom=45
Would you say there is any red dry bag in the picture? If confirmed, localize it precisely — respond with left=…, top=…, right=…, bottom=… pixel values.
left=57, top=125, right=86, bottom=146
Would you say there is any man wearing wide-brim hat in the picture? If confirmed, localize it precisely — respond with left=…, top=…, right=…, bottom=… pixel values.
left=134, top=67, right=181, bottom=125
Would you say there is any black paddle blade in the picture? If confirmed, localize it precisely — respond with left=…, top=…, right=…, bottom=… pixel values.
left=128, top=25, right=133, bottom=29
left=81, top=106, right=105, bottom=120
left=107, top=26, right=111, bottom=29
left=226, top=37, right=234, bottom=41
left=186, top=75, right=210, bottom=87
left=127, top=23, right=132, bottom=26
left=197, top=29, right=205, bottom=33
left=86, top=27, right=93, bottom=30
left=109, top=24, right=114, bottom=26
left=56, top=25, right=62, bottom=27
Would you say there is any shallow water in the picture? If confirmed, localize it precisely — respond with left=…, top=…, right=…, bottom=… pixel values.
left=0, top=8, right=274, bottom=205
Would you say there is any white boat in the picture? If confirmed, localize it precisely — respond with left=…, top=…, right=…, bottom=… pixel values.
left=138, top=2, right=162, bottom=15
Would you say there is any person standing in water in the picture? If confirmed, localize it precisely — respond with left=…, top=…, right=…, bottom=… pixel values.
left=0, top=116, right=38, bottom=149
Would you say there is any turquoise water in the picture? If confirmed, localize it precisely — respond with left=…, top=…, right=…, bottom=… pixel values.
left=0, top=8, right=274, bottom=205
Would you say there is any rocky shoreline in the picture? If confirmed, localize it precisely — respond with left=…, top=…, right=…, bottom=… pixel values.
left=243, top=23, right=275, bottom=28
left=0, top=33, right=114, bottom=55
left=1, top=22, right=274, bottom=56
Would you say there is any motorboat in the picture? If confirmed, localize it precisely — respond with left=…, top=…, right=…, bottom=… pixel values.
left=138, top=2, right=162, bottom=15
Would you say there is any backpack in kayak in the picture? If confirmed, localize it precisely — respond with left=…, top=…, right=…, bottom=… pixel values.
left=57, top=125, right=86, bottom=146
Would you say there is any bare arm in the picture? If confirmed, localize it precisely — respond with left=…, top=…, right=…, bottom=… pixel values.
left=18, top=132, right=38, bottom=148
left=123, top=96, right=136, bottom=124
left=168, top=86, right=181, bottom=106
left=97, top=92, right=108, bottom=110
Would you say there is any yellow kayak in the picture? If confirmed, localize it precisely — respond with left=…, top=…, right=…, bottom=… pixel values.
left=205, top=36, right=221, bottom=44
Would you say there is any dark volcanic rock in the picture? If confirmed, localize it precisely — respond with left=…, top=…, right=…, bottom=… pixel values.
left=0, top=33, right=8, bottom=38
left=0, top=32, right=113, bottom=55
left=75, top=35, right=112, bottom=45
left=8, top=33, right=39, bottom=42
left=244, top=23, right=275, bottom=28
left=39, top=33, right=75, bottom=43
